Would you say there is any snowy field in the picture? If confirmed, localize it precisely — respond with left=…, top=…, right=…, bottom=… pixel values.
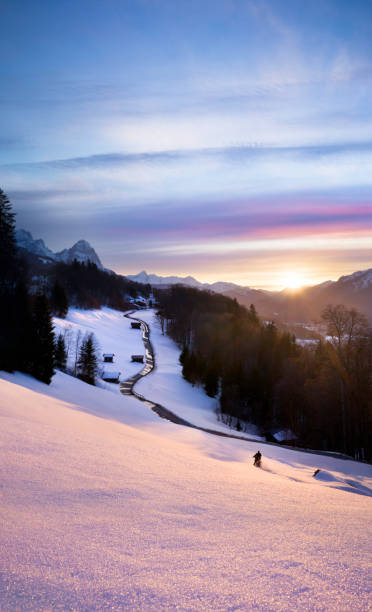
left=1, top=308, right=372, bottom=611
left=54, top=307, right=261, bottom=438
left=53, top=308, right=145, bottom=388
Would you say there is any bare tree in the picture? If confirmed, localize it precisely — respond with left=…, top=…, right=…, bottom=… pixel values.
left=322, top=304, right=368, bottom=351
left=73, top=329, right=82, bottom=376
left=63, top=325, right=73, bottom=363
left=322, top=304, right=371, bottom=454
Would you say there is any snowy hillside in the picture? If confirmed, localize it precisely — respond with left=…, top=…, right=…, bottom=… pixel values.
left=53, top=308, right=144, bottom=381
left=1, top=308, right=371, bottom=610
left=53, top=308, right=261, bottom=438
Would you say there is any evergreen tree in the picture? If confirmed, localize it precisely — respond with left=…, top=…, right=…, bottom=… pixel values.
left=0, top=189, right=19, bottom=371
left=51, top=280, right=69, bottom=318
left=179, top=345, right=189, bottom=365
left=204, top=366, right=219, bottom=397
left=77, top=333, right=98, bottom=385
left=182, top=350, right=198, bottom=384
left=248, top=303, right=259, bottom=325
left=0, top=188, right=17, bottom=295
left=13, top=281, right=34, bottom=374
left=31, top=294, right=55, bottom=384
left=55, top=333, right=68, bottom=371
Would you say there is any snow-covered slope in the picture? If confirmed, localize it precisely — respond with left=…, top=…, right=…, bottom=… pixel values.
left=53, top=307, right=261, bottom=438
left=53, top=308, right=145, bottom=386
left=1, top=364, right=371, bottom=611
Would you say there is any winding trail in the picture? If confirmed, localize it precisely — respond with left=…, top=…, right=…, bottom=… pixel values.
left=120, top=311, right=355, bottom=459
left=120, top=312, right=202, bottom=429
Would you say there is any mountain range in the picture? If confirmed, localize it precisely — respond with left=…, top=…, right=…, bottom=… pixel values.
left=128, top=269, right=372, bottom=322
left=17, top=229, right=372, bottom=323
left=127, top=270, right=250, bottom=295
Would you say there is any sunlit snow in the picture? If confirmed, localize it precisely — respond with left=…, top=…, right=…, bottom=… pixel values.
left=1, top=308, right=371, bottom=611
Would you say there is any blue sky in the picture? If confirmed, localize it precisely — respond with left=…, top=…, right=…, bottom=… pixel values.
left=1, top=0, right=371, bottom=288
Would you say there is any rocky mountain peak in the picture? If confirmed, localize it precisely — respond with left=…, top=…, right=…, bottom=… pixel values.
left=16, top=229, right=103, bottom=269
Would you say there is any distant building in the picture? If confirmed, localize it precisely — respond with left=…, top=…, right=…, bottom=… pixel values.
left=131, top=321, right=141, bottom=329
left=103, top=353, right=114, bottom=363
left=101, top=371, right=121, bottom=383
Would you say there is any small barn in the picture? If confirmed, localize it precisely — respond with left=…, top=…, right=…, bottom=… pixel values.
left=131, top=321, right=141, bottom=329
left=103, top=353, right=115, bottom=363
left=101, top=371, right=121, bottom=383
left=131, top=355, right=144, bottom=363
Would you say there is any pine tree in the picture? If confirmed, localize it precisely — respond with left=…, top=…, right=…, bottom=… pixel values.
left=13, top=281, right=34, bottom=374
left=51, top=280, right=69, bottom=318
left=204, top=366, right=219, bottom=397
left=77, top=333, right=98, bottom=385
left=0, top=189, right=20, bottom=371
left=31, top=294, right=55, bottom=384
left=0, top=188, right=17, bottom=295
left=179, top=345, right=189, bottom=365
left=248, top=303, right=259, bottom=325
left=55, top=333, right=68, bottom=371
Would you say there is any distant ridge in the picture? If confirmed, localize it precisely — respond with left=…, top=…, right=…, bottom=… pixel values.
left=126, top=270, right=268, bottom=297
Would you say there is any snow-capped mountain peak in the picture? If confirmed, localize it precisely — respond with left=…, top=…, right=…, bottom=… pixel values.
left=55, top=240, right=103, bottom=269
left=16, top=230, right=103, bottom=269
left=338, top=268, right=372, bottom=290
left=15, top=229, right=55, bottom=260
left=127, top=270, right=201, bottom=287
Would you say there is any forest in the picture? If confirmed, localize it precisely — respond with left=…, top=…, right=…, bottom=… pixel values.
left=155, top=285, right=372, bottom=460
left=51, top=259, right=150, bottom=310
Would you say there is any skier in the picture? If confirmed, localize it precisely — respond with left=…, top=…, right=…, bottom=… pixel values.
left=253, top=450, right=262, bottom=468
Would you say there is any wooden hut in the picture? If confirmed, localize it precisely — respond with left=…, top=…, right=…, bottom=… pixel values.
left=103, top=353, right=115, bottom=363
left=131, top=355, right=144, bottom=363
left=131, top=321, right=141, bottom=329
left=101, top=371, right=121, bottom=383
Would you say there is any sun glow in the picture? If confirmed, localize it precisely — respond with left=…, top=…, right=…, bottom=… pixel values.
left=280, top=271, right=304, bottom=290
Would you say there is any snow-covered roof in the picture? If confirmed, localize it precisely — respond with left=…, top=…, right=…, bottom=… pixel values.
left=103, top=353, right=115, bottom=357
left=102, top=371, right=121, bottom=379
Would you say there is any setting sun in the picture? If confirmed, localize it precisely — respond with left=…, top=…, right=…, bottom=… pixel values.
left=280, top=271, right=304, bottom=290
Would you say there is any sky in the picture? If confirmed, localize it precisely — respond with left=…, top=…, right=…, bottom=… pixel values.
left=1, top=0, right=371, bottom=289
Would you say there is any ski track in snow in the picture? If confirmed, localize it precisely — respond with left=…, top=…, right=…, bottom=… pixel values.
left=0, top=307, right=371, bottom=611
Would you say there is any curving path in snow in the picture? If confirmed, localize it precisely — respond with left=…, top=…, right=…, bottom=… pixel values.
left=120, top=312, right=203, bottom=429
left=121, top=311, right=357, bottom=461
left=121, top=311, right=263, bottom=438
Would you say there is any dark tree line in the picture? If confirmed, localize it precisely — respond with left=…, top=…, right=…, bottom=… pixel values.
left=156, top=285, right=372, bottom=459
left=50, top=260, right=149, bottom=311
left=0, top=189, right=55, bottom=383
